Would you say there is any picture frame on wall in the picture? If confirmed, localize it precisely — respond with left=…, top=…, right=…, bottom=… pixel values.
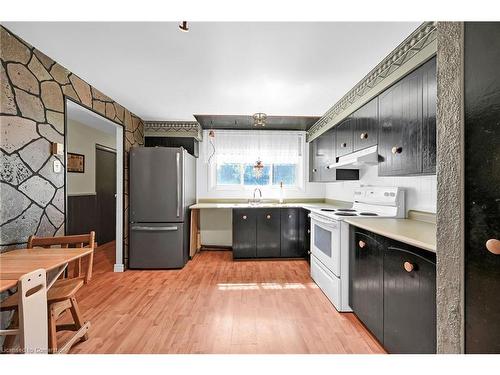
left=68, top=152, right=85, bottom=173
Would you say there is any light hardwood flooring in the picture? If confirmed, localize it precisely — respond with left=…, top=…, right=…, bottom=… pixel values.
left=63, top=243, right=385, bottom=354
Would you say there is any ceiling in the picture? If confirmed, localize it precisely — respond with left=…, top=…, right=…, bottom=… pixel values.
left=3, top=22, right=420, bottom=122
left=194, top=114, right=320, bottom=131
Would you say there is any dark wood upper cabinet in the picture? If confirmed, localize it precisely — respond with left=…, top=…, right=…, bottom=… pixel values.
left=422, top=58, right=437, bottom=174
left=335, top=116, right=354, bottom=157
left=353, top=97, right=379, bottom=152
left=464, top=22, right=500, bottom=354
left=378, top=66, right=423, bottom=176
left=145, top=136, right=199, bottom=158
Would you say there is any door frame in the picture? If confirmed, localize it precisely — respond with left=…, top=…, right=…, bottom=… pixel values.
left=64, top=97, right=125, bottom=273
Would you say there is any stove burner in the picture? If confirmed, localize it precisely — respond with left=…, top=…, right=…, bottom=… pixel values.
left=320, top=209, right=336, bottom=212
left=335, top=212, right=358, bottom=217
left=337, top=209, right=357, bottom=212
left=359, top=212, right=379, bottom=216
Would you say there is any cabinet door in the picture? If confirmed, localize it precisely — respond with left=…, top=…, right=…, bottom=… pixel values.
left=353, top=97, right=379, bottom=152
left=298, top=208, right=311, bottom=257
left=464, top=22, right=500, bottom=353
left=383, top=245, right=436, bottom=354
left=309, top=140, right=322, bottom=182
left=379, top=68, right=423, bottom=176
left=281, top=208, right=302, bottom=257
left=256, top=208, right=281, bottom=258
left=232, top=209, right=257, bottom=259
left=335, top=117, right=354, bottom=157
left=422, top=57, right=437, bottom=174
left=349, top=228, right=384, bottom=343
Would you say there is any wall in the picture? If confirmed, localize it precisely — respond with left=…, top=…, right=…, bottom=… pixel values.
left=67, top=118, right=116, bottom=195
left=436, top=21, right=465, bottom=354
left=0, top=26, right=144, bottom=252
left=196, top=135, right=325, bottom=246
left=325, top=165, right=437, bottom=214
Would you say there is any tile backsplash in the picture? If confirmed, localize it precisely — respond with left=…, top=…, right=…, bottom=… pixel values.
left=325, top=165, right=437, bottom=214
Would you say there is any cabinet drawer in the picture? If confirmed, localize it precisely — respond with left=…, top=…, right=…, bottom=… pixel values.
left=311, top=255, right=341, bottom=309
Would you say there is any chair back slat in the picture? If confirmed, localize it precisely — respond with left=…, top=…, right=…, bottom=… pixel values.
left=27, top=232, right=95, bottom=283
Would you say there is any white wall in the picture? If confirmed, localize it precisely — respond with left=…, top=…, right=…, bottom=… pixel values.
left=325, top=165, right=437, bottom=214
left=67, top=118, right=116, bottom=195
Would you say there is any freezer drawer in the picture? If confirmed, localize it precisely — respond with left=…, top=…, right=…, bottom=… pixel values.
left=129, top=223, right=184, bottom=269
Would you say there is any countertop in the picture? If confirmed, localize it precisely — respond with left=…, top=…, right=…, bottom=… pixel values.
left=344, top=217, right=436, bottom=253
left=189, top=201, right=351, bottom=210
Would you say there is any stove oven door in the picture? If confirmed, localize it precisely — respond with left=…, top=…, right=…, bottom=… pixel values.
left=310, top=214, right=341, bottom=276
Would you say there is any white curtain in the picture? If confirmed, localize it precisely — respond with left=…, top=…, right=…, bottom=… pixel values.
left=204, top=130, right=303, bottom=164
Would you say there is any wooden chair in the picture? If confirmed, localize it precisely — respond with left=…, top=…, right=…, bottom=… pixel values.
left=1, top=232, right=95, bottom=354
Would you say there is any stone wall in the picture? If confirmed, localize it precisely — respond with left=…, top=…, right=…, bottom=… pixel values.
left=436, top=22, right=465, bottom=354
left=0, top=25, right=144, bottom=257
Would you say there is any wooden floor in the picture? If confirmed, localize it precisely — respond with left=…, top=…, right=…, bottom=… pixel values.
left=64, top=243, right=385, bottom=354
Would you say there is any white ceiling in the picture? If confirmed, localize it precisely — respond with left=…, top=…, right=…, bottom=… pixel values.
left=4, top=22, right=420, bottom=121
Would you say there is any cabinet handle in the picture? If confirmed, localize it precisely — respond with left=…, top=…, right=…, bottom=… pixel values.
left=391, top=146, right=403, bottom=154
left=358, top=240, right=366, bottom=248
left=486, top=239, right=500, bottom=255
left=313, top=168, right=317, bottom=173
left=242, top=215, right=247, bottom=220
left=341, top=142, right=347, bottom=148
left=266, top=214, right=271, bottom=219
left=307, top=229, right=310, bottom=234
left=288, top=215, right=292, bottom=219
left=403, top=261, right=414, bottom=272
left=360, top=132, right=368, bottom=139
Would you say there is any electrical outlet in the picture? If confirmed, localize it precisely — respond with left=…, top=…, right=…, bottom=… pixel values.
left=53, top=159, right=62, bottom=173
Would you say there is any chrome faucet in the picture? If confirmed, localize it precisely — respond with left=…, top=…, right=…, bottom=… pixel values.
left=253, top=188, right=263, bottom=203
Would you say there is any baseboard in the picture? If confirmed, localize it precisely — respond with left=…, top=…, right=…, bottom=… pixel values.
left=200, top=245, right=232, bottom=251
left=113, top=263, right=125, bottom=272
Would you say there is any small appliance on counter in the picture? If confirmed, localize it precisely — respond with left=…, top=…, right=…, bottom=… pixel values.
left=308, top=186, right=405, bottom=312
left=128, top=147, right=196, bottom=269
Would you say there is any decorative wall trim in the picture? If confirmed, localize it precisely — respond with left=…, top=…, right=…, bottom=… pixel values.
left=145, top=121, right=202, bottom=141
left=307, top=21, right=437, bottom=142
left=436, top=21, right=465, bottom=354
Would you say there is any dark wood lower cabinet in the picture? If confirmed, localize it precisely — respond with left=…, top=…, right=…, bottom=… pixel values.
left=383, top=245, right=436, bottom=354
left=232, top=208, right=257, bottom=259
left=256, top=208, right=281, bottom=258
left=349, top=229, right=384, bottom=343
left=232, top=207, right=309, bottom=259
left=349, top=227, right=436, bottom=353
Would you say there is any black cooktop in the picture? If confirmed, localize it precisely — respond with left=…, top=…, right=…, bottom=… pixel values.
left=359, top=212, right=379, bottom=216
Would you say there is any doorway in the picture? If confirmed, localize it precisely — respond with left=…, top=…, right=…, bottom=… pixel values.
left=65, top=99, right=124, bottom=272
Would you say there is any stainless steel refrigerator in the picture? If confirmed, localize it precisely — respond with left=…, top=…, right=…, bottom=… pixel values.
left=128, top=147, right=196, bottom=269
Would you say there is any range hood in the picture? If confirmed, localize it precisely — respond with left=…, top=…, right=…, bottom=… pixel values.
left=327, top=145, right=379, bottom=169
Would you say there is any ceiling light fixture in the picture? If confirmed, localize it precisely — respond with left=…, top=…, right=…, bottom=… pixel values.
left=253, top=112, right=267, bottom=127
left=179, top=21, right=189, bottom=32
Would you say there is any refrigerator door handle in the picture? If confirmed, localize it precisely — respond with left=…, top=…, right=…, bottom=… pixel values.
left=131, top=226, right=179, bottom=232
left=176, top=152, right=181, bottom=218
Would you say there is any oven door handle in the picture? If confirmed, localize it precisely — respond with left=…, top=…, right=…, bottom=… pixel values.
left=310, top=215, right=338, bottom=227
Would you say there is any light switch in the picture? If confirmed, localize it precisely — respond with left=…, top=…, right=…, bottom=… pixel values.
left=51, top=142, right=64, bottom=156
left=53, top=159, right=62, bottom=173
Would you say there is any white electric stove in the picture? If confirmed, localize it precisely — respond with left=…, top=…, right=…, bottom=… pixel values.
left=308, top=186, right=405, bottom=312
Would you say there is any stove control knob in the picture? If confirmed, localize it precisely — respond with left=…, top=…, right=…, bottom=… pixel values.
left=358, top=240, right=366, bottom=249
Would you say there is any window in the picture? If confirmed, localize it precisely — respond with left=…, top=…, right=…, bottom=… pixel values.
left=207, top=130, right=305, bottom=190
left=215, top=163, right=298, bottom=187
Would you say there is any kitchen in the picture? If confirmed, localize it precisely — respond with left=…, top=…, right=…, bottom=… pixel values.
left=0, top=3, right=499, bottom=372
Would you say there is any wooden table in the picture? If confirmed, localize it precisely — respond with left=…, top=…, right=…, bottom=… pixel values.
left=0, top=247, right=94, bottom=353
